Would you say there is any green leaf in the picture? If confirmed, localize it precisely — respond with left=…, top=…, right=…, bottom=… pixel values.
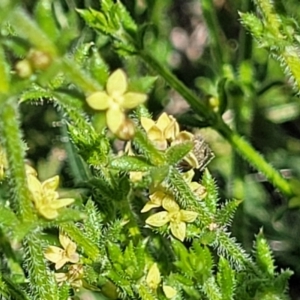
left=77, top=8, right=111, bottom=34
left=24, top=233, right=59, bottom=300
left=0, top=46, right=10, bottom=93
left=149, top=165, right=169, bottom=187
left=128, top=76, right=157, bottom=94
left=60, top=223, right=100, bottom=260
left=202, top=277, right=222, bottom=300
left=239, top=12, right=264, bottom=40
left=215, top=199, right=242, bottom=226
left=110, top=155, right=153, bottom=172
left=106, top=241, right=124, bottom=265
left=165, top=141, right=193, bottom=166
left=133, top=127, right=165, bottom=166
left=9, top=8, right=57, bottom=57
left=34, top=0, right=59, bottom=41
left=89, top=47, right=109, bottom=86
left=114, top=0, right=137, bottom=33
left=254, top=229, right=275, bottom=276
left=217, top=257, right=236, bottom=300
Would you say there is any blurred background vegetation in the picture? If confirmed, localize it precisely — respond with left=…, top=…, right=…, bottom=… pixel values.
left=12, top=0, right=300, bottom=298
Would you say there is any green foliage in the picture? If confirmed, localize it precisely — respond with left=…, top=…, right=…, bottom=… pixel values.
left=0, top=0, right=299, bottom=299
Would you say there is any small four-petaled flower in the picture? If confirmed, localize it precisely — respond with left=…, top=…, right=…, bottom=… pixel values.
left=86, top=69, right=147, bottom=134
left=145, top=197, right=198, bottom=241
left=44, top=232, right=79, bottom=270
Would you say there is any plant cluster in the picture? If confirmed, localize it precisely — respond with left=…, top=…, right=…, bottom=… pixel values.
left=0, top=0, right=300, bottom=299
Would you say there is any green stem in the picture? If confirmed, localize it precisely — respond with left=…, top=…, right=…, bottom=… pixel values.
left=201, top=0, right=226, bottom=73
left=139, top=51, right=215, bottom=122
left=214, top=116, right=293, bottom=197
left=0, top=100, right=35, bottom=223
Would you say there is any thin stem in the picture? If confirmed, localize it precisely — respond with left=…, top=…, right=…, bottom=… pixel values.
left=139, top=51, right=216, bottom=123
left=201, top=0, right=226, bottom=73
left=214, top=116, right=293, bottom=197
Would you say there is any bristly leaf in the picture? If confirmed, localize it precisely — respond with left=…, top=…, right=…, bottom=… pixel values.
left=201, top=169, right=218, bottom=214
left=133, top=127, right=165, bottom=166
left=110, top=155, right=153, bottom=172
left=0, top=45, right=10, bottom=93
left=60, top=223, right=100, bottom=260
left=202, top=277, right=222, bottom=300
left=215, top=199, right=242, bottom=226
left=254, top=229, right=275, bottom=276
left=34, top=0, right=59, bottom=42
left=83, top=199, right=103, bottom=245
left=217, top=257, right=236, bottom=300
left=89, top=47, right=110, bottom=87
left=24, top=233, right=59, bottom=300
left=214, top=231, right=254, bottom=271
left=166, top=142, right=193, bottom=166
left=127, top=76, right=158, bottom=94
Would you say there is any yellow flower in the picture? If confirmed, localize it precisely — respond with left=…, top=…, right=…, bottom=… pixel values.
left=86, top=69, right=147, bottom=134
left=146, top=263, right=161, bottom=290
left=141, top=190, right=172, bottom=213
left=141, top=113, right=179, bottom=150
left=44, top=232, right=79, bottom=270
left=27, top=173, right=74, bottom=219
left=55, top=264, right=83, bottom=289
left=145, top=197, right=198, bottom=241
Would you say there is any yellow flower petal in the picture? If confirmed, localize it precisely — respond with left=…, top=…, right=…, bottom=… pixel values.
left=163, top=285, right=177, bottom=299
left=141, top=201, right=161, bottom=213
left=175, top=131, right=194, bottom=143
left=38, top=205, right=59, bottom=219
left=146, top=211, right=169, bottom=227
left=170, top=221, right=186, bottom=241
left=42, top=175, right=59, bottom=192
left=106, top=69, right=128, bottom=97
left=149, top=191, right=165, bottom=205
left=44, top=246, right=64, bottom=263
left=180, top=210, right=198, bottom=223
left=146, top=263, right=161, bottom=290
left=106, top=106, right=125, bottom=133
left=156, top=112, right=171, bottom=131
left=183, top=152, right=200, bottom=169
left=59, top=233, right=71, bottom=250
left=164, top=117, right=180, bottom=141
left=140, top=117, right=155, bottom=132
left=55, top=257, right=70, bottom=270
left=50, top=198, right=74, bottom=209
left=25, top=165, right=37, bottom=177
left=122, top=92, right=147, bottom=109
left=27, top=174, right=43, bottom=202
left=162, top=198, right=180, bottom=213
left=86, top=91, right=111, bottom=110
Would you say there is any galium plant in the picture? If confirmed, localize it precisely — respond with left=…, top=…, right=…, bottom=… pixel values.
left=0, top=0, right=299, bottom=299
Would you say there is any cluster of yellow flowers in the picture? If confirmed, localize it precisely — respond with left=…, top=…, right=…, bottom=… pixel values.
left=44, top=231, right=83, bottom=289
left=146, top=262, right=177, bottom=298
left=86, top=69, right=147, bottom=136
left=137, top=113, right=207, bottom=241
left=141, top=112, right=200, bottom=169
